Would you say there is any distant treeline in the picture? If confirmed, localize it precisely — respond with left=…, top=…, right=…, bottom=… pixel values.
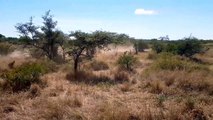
left=1, top=33, right=213, bottom=44
left=0, top=34, right=19, bottom=44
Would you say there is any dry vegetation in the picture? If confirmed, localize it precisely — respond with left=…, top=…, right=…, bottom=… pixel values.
left=0, top=44, right=213, bottom=120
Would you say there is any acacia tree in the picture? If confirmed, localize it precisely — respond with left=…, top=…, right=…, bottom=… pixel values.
left=15, top=11, right=64, bottom=60
left=67, top=31, right=126, bottom=74
left=56, top=31, right=70, bottom=61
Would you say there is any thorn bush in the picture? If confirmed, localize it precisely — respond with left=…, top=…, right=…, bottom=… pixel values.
left=1, top=62, right=47, bottom=92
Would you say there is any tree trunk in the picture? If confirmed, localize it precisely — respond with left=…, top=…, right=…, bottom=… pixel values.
left=62, top=48, right=66, bottom=62
left=51, top=44, right=54, bottom=60
left=135, top=48, right=138, bottom=54
left=74, top=57, right=79, bottom=77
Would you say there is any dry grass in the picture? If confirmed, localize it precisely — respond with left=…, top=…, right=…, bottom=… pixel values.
left=89, top=60, right=109, bottom=71
left=0, top=44, right=213, bottom=120
left=66, top=70, right=113, bottom=85
left=113, top=70, right=130, bottom=83
left=0, top=50, right=33, bottom=71
left=120, top=83, right=132, bottom=92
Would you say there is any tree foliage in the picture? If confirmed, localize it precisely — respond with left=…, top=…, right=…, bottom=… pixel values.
left=151, top=40, right=166, bottom=54
left=175, top=38, right=203, bottom=57
left=133, top=40, right=149, bottom=54
left=151, top=37, right=204, bottom=58
left=15, top=11, right=65, bottom=60
left=67, top=31, right=127, bottom=74
left=0, top=34, right=6, bottom=41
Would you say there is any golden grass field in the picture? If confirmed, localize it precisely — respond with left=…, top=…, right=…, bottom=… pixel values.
left=0, top=44, right=213, bottom=120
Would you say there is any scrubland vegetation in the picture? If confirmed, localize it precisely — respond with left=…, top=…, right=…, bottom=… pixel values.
left=0, top=11, right=213, bottom=120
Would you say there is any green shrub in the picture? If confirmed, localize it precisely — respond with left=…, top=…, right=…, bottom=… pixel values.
left=117, top=52, right=138, bottom=71
left=164, top=43, right=179, bottom=54
left=151, top=38, right=204, bottom=58
left=1, top=62, right=47, bottom=92
left=153, top=38, right=204, bottom=58
left=134, top=40, right=149, bottom=54
left=166, top=38, right=204, bottom=57
left=176, top=38, right=203, bottom=57
left=90, top=60, right=109, bottom=71
left=0, top=42, right=15, bottom=55
left=152, top=52, right=208, bottom=71
left=151, top=41, right=165, bottom=54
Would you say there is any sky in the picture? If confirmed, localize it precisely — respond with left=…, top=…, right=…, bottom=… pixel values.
left=0, top=0, right=213, bottom=40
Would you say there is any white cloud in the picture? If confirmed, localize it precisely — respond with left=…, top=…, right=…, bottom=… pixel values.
left=135, top=9, right=157, bottom=15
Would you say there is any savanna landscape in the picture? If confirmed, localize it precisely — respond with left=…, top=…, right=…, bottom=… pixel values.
left=0, top=1, right=213, bottom=120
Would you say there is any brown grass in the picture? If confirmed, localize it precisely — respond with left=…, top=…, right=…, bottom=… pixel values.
left=0, top=44, right=213, bottom=120
left=113, top=70, right=130, bottom=83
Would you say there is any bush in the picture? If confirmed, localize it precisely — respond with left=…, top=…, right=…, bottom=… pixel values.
left=152, top=52, right=208, bottom=71
left=0, top=62, right=47, bottom=92
left=0, top=42, right=15, bottom=55
left=153, top=38, right=204, bottom=58
left=117, top=52, right=138, bottom=71
left=90, top=60, right=109, bottom=71
left=176, top=38, right=203, bottom=57
left=164, top=43, right=179, bottom=54
left=134, top=40, right=149, bottom=54
left=151, top=40, right=165, bottom=54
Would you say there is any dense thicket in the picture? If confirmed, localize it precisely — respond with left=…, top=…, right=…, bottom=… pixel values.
left=151, top=37, right=205, bottom=58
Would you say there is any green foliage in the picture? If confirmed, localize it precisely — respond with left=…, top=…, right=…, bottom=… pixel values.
left=175, top=38, right=203, bottom=57
left=152, top=38, right=204, bottom=58
left=1, top=63, right=47, bottom=92
left=117, top=52, right=138, bottom=71
left=133, top=40, right=149, bottom=54
left=16, top=11, right=66, bottom=60
left=0, top=34, right=6, bottom=41
left=151, top=40, right=165, bottom=54
left=68, top=31, right=127, bottom=73
left=112, top=34, right=130, bottom=45
left=0, top=42, right=15, bottom=55
left=152, top=52, right=208, bottom=71
left=164, top=43, right=178, bottom=54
